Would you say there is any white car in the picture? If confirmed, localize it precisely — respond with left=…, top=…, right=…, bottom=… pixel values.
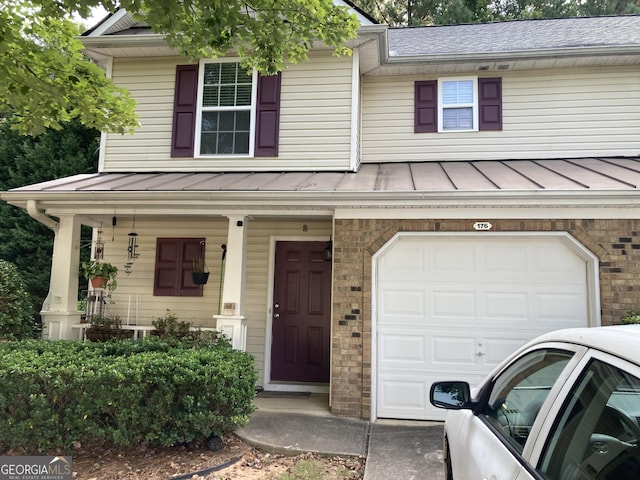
left=430, top=326, right=640, bottom=480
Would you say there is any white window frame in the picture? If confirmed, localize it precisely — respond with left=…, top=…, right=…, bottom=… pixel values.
left=194, top=58, right=258, bottom=157
left=438, top=76, right=478, bottom=132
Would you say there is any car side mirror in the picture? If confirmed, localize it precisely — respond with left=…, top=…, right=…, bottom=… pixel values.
left=430, top=381, right=471, bottom=410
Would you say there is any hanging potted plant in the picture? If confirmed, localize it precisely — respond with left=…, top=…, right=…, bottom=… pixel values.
left=192, top=257, right=210, bottom=285
left=80, top=260, right=118, bottom=292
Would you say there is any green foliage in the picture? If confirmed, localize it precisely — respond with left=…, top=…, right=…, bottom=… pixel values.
left=151, top=310, right=192, bottom=340
left=620, top=311, right=640, bottom=325
left=123, top=0, right=359, bottom=76
left=352, top=0, right=640, bottom=26
left=0, top=117, right=98, bottom=318
left=1, top=0, right=358, bottom=134
left=1, top=1, right=138, bottom=135
left=0, top=337, right=257, bottom=452
left=0, top=260, right=36, bottom=339
left=192, top=257, right=207, bottom=273
left=80, top=260, right=118, bottom=291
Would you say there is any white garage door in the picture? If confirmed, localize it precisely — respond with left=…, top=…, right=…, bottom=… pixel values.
left=375, top=234, right=592, bottom=421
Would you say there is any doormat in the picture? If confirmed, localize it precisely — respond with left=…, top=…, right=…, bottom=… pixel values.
left=256, top=391, right=312, bottom=399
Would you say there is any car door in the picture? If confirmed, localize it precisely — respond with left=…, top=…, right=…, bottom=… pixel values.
left=533, top=350, right=640, bottom=480
left=447, top=345, right=586, bottom=480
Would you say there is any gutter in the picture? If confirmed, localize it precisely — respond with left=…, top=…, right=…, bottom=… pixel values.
left=26, top=200, right=58, bottom=231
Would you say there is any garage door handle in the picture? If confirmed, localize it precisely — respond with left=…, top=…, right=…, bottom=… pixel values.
left=476, top=352, right=485, bottom=357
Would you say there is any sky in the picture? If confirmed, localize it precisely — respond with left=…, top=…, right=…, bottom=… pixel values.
left=72, top=5, right=109, bottom=30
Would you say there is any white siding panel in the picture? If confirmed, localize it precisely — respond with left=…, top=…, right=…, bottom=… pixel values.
left=103, top=52, right=354, bottom=172
left=361, top=66, right=640, bottom=162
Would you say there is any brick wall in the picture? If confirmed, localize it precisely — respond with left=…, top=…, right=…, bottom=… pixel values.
left=330, top=218, right=640, bottom=419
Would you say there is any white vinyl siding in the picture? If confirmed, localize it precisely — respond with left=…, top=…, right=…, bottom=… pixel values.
left=361, top=66, right=640, bottom=162
left=96, top=217, right=331, bottom=387
left=102, top=51, right=354, bottom=172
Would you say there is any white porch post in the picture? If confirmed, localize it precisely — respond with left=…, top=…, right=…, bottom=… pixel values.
left=41, top=215, right=82, bottom=340
left=214, top=214, right=248, bottom=350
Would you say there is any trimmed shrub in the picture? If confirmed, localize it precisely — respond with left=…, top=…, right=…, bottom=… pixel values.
left=0, top=337, right=257, bottom=452
left=0, top=259, right=36, bottom=339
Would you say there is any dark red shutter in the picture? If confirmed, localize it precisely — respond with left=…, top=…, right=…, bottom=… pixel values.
left=254, top=72, right=281, bottom=156
left=171, top=64, right=199, bottom=157
left=154, top=238, right=204, bottom=296
left=414, top=80, right=437, bottom=133
left=478, top=77, right=502, bottom=131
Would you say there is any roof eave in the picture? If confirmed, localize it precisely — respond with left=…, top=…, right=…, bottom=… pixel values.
left=388, top=45, right=640, bottom=64
left=4, top=189, right=640, bottom=209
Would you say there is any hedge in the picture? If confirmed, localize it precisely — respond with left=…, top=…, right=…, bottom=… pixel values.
left=0, top=337, right=257, bottom=452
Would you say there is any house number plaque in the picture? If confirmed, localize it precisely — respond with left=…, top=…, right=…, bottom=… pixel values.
left=473, top=222, right=493, bottom=231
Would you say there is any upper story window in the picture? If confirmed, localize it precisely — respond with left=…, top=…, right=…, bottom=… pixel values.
left=197, top=61, right=256, bottom=156
left=415, top=77, right=502, bottom=133
left=171, top=62, right=281, bottom=158
left=439, top=78, right=478, bottom=131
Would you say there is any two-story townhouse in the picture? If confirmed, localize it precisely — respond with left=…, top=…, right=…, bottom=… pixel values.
left=2, top=6, right=640, bottom=422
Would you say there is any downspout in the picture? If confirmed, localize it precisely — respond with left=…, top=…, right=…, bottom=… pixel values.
left=26, top=200, right=59, bottom=231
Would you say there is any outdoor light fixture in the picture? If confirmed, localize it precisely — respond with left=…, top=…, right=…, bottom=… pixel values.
left=325, top=238, right=333, bottom=262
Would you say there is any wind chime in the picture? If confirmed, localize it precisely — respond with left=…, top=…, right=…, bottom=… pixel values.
left=124, top=215, right=140, bottom=275
left=94, top=229, right=105, bottom=260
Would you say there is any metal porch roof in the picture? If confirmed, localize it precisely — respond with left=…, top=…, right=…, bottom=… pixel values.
left=8, top=158, right=640, bottom=195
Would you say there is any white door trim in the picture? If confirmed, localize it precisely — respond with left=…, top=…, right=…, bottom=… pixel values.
left=370, top=231, right=601, bottom=422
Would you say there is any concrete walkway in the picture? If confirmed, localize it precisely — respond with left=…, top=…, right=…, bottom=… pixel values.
left=235, top=393, right=445, bottom=479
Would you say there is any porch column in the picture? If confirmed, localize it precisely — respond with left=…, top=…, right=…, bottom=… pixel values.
left=214, top=214, right=248, bottom=350
left=41, top=215, right=82, bottom=340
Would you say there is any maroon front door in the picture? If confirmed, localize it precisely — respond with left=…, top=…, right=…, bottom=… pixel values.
left=271, top=241, right=331, bottom=383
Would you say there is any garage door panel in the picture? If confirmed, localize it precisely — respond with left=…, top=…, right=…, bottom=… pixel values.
left=432, top=336, right=477, bottom=365
left=484, top=292, right=530, bottom=319
left=379, top=244, right=426, bottom=277
left=378, top=375, right=429, bottom=419
left=380, top=288, right=425, bottom=319
left=376, top=235, right=591, bottom=421
left=535, top=293, right=587, bottom=320
left=378, top=331, right=427, bottom=367
left=432, top=291, right=476, bottom=319
left=481, top=336, right=537, bottom=368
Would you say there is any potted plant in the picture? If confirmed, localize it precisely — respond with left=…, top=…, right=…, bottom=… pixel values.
left=191, top=257, right=209, bottom=285
left=81, top=260, right=118, bottom=291
left=85, top=315, right=133, bottom=341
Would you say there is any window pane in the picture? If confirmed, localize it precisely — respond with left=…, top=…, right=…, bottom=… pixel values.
left=219, top=85, right=236, bottom=107
left=218, top=132, right=234, bottom=154
left=203, top=63, right=220, bottom=85
left=539, top=360, right=640, bottom=480
left=220, top=62, right=238, bottom=84
left=443, top=107, right=473, bottom=130
left=443, top=80, right=473, bottom=105
left=201, top=112, right=218, bottom=132
left=219, top=111, right=235, bottom=131
left=236, top=83, right=252, bottom=106
left=236, top=110, right=250, bottom=131
left=202, top=85, right=219, bottom=107
left=484, top=349, right=573, bottom=453
left=234, top=132, right=250, bottom=154
left=200, top=132, right=217, bottom=155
